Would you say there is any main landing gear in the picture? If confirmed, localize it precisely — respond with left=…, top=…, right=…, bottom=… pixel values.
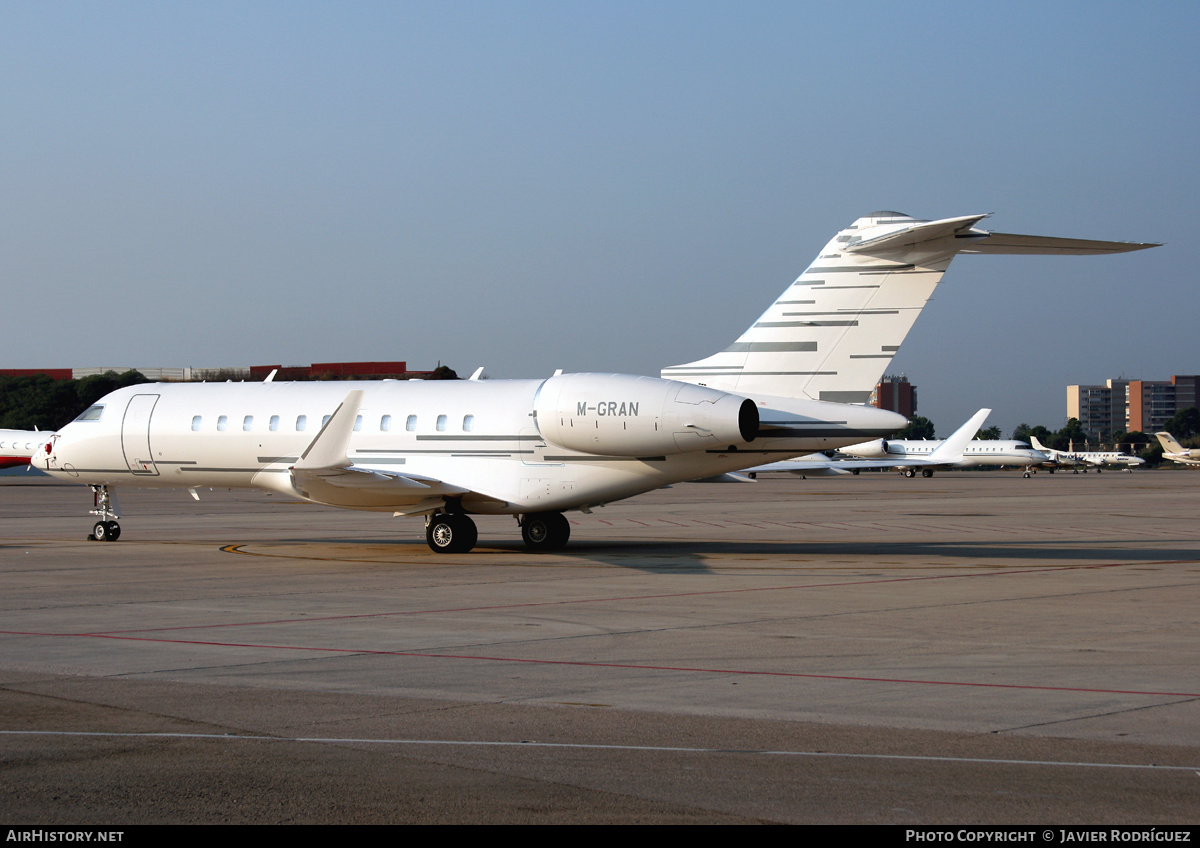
left=425, top=512, right=478, bottom=554
left=87, top=485, right=121, bottom=542
left=520, top=511, right=571, bottom=551
left=423, top=509, right=571, bottom=553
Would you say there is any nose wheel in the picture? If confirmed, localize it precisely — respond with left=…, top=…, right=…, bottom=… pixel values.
left=87, top=485, right=122, bottom=542
left=90, top=520, right=121, bottom=542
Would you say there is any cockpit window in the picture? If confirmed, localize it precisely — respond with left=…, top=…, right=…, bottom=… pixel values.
left=75, top=405, right=105, bottom=422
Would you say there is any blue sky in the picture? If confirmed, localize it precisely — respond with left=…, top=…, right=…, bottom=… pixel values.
left=2, top=2, right=1194, bottom=435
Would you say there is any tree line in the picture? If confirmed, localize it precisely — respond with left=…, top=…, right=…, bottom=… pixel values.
left=0, top=371, right=151, bottom=430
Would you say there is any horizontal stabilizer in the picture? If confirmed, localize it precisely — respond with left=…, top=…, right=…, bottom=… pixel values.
left=843, top=214, right=990, bottom=254
left=960, top=232, right=1160, bottom=255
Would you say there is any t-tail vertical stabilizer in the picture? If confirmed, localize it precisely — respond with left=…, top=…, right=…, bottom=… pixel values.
left=661, top=212, right=1158, bottom=402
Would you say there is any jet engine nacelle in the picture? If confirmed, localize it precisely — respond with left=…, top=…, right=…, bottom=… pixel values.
left=841, top=438, right=889, bottom=458
left=534, top=373, right=758, bottom=456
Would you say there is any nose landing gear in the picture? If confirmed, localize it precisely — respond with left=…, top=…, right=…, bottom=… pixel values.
left=87, top=485, right=121, bottom=542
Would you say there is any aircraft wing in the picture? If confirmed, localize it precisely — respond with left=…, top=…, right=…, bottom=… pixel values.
left=286, top=390, right=487, bottom=513
left=748, top=456, right=936, bottom=475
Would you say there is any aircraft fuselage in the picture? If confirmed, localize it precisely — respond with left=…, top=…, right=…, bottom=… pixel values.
left=36, top=376, right=902, bottom=516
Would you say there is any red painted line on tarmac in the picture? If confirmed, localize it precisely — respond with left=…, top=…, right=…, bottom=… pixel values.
left=3, top=628, right=1197, bottom=699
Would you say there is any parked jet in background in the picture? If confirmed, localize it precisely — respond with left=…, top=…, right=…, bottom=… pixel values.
left=748, top=409, right=1002, bottom=477
left=833, top=417, right=1049, bottom=478
left=0, top=429, right=48, bottom=470
left=1155, top=432, right=1200, bottom=466
left=33, top=212, right=1156, bottom=551
left=1030, top=436, right=1145, bottom=472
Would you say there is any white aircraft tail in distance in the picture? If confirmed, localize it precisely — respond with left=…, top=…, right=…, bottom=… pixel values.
left=1029, top=436, right=1145, bottom=473
left=34, top=212, right=1157, bottom=552
left=1155, top=432, right=1200, bottom=466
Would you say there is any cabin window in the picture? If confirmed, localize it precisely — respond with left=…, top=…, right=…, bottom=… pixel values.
left=380, top=415, right=391, bottom=431
left=354, top=415, right=362, bottom=432
left=296, top=415, right=307, bottom=431
left=322, top=415, right=331, bottom=427
left=243, top=415, right=254, bottom=431
left=74, top=405, right=105, bottom=422
left=217, top=415, right=228, bottom=431
left=191, top=416, right=202, bottom=431
left=436, top=414, right=447, bottom=432
left=463, top=414, right=474, bottom=431
left=406, top=415, right=417, bottom=432
left=269, top=415, right=280, bottom=432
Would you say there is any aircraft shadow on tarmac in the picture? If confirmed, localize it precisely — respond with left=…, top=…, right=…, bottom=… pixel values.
left=255, top=535, right=1200, bottom=576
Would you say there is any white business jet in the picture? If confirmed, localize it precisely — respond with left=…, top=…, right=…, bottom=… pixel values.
left=1030, top=436, right=1145, bottom=473
left=748, top=408, right=1008, bottom=477
left=33, top=212, right=1155, bottom=551
left=1155, top=432, right=1200, bottom=467
left=836, top=424, right=1050, bottom=478
left=748, top=410, right=1050, bottom=478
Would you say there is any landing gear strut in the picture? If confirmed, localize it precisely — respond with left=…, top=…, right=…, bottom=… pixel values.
left=425, top=512, right=478, bottom=554
left=87, top=485, right=120, bottom=542
left=520, top=512, right=570, bottom=551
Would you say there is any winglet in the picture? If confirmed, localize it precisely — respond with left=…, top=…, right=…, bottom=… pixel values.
left=928, top=408, right=991, bottom=464
left=294, top=390, right=364, bottom=470
left=1030, top=435, right=1050, bottom=453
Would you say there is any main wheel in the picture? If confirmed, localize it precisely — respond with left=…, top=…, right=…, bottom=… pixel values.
left=904, top=468, right=916, bottom=478
left=521, top=512, right=570, bottom=551
left=921, top=469, right=934, bottom=478
left=105, top=521, right=121, bottom=541
left=426, top=514, right=477, bottom=554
